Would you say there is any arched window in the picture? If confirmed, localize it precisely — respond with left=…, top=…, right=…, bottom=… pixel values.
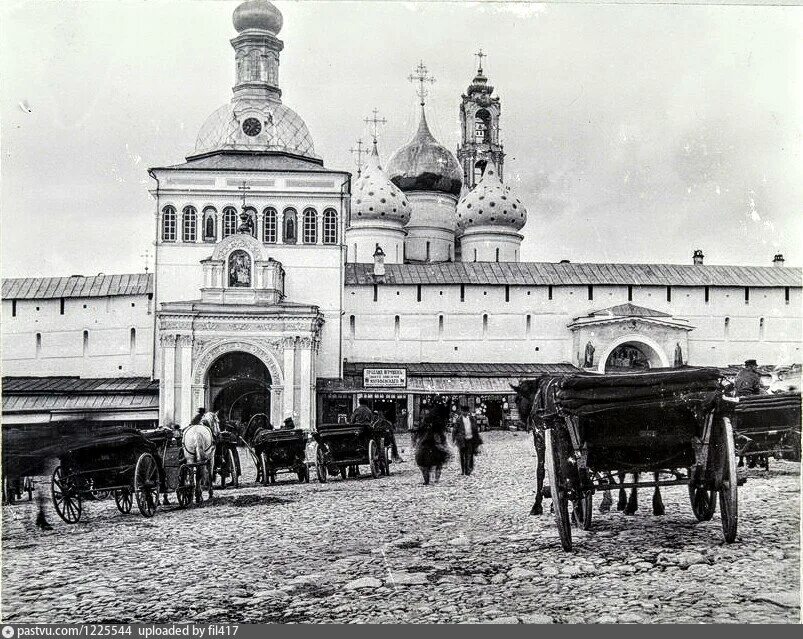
left=263, top=207, right=278, bottom=243
left=438, top=315, right=444, bottom=338
left=303, top=208, right=317, bottom=244
left=283, top=208, right=297, bottom=244
left=473, top=248, right=477, bottom=262
left=759, top=317, right=765, bottom=340
left=349, top=315, right=355, bottom=339
left=202, top=207, right=217, bottom=242
left=323, top=209, right=338, bottom=244
left=130, top=328, right=137, bottom=354
left=36, top=333, right=42, bottom=357
left=161, top=206, right=177, bottom=242
left=228, top=249, right=252, bottom=287
left=182, top=206, right=197, bottom=242
left=482, top=314, right=489, bottom=339
left=394, top=315, right=400, bottom=339
left=495, top=247, right=500, bottom=262
left=474, top=109, right=491, bottom=143
left=82, top=330, right=88, bottom=356
left=222, top=207, right=238, bottom=238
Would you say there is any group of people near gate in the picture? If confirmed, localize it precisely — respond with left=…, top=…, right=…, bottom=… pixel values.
left=349, top=399, right=484, bottom=485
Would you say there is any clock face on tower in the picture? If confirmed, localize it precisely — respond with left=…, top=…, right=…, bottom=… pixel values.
left=242, top=117, right=262, bottom=137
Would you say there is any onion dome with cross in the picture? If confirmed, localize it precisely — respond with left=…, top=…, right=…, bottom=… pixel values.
left=456, top=161, right=526, bottom=231
left=352, top=141, right=412, bottom=225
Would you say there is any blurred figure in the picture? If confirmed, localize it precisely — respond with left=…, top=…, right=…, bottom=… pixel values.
left=413, top=403, right=451, bottom=485
left=453, top=405, right=481, bottom=475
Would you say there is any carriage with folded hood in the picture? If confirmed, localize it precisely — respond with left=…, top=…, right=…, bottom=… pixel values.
left=514, top=368, right=739, bottom=551
left=311, top=421, right=391, bottom=482
left=727, top=391, right=801, bottom=468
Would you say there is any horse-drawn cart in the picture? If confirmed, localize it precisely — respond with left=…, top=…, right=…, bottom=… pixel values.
left=516, top=368, right=739, bottom=551
left=728, top=391, right=801, bottom=468
left=49, top=427, right=200, bottom=523
left=253, top=428, right=310, bottom=484
left=312, top=423, right=390, bottom=482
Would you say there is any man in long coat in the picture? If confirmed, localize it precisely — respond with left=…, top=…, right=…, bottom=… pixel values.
left=735, top=359, right=763, bottom=396
left=453, top=405, right=481, bottom=476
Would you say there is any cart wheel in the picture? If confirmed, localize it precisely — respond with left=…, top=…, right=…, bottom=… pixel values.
left=228, top=448, right=239, bottom=489
left=718, top=416, right=738, bottom=543
left=315, top=446, right=328, bottom=483
left=176, top=465, right=193, bottom=508
left=573, top=493, right=593, bottom=531
left=544, top=428, right=573, bottom=551
left=52, top=466, right=82, bottom=524
left=369, top=438, right=383, bottom=479
left=260, top=451, right=270, bottom=487
left=383, top=445, right=393, bottom=476
left=688, top=484, right=716, bottom=521
left=114, top=488, right=133, bottom=514
left=134, top=452, right=160, bottom=518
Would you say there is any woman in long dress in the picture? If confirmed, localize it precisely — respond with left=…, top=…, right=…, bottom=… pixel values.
left=413, top=403, right=452, bottom=485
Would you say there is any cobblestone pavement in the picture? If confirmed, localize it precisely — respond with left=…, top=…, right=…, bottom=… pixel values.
left=2, top=432, right=800, bottom=623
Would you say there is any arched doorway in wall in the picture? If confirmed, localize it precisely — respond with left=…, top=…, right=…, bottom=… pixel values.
left=602, top=339, right=666, bottom=373
left=207, top=351, right=271, bottom=428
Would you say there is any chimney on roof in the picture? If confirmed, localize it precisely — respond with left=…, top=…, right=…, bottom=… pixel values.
left=773, top=253, right=785, bottom=267
left=373, top=244, right=386, bottom=277
left=693, top=249, right=704, bottom=266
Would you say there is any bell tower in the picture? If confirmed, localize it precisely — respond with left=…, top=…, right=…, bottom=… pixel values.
left=457, top=50, right=504, bottom=190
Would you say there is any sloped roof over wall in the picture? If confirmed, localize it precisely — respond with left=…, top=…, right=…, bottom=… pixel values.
left=2, top=377, right=159, bottom=414
left=3, top=273, right=153, bottom=300
left=345, top=262, right=802, bottom=287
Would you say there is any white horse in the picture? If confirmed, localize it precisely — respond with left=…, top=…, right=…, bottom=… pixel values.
left=182, top=412, right=219, bottom=504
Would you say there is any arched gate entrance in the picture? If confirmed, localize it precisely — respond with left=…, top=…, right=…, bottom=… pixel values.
left=207, top=351, right=271, bottom=427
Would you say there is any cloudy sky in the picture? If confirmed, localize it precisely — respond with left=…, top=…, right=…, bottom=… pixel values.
left=1, top=0, right=800, bottom=277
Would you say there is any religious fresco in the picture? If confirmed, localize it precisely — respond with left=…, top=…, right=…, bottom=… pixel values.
left=228, top=249, right=252, bottom=287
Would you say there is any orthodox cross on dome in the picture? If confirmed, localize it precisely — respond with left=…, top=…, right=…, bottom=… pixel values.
left=236, top=180, right=254, bottom=234
left=140, top=249, right=151, bottom=273
left=408, top=61, right=435, bottom=107
left=475, top=49, right=486, bottom=74
left=350, top=138, right=366, bottom=177
left=364, top=108, right=387, bottom=143
left=237, top=180, right=250, bottom=210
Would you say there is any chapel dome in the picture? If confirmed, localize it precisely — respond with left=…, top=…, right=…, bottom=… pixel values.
left=233, top=0, right=283, bottom=34
left=194, top=98, right=317, bottom=158
left=352, top=142, right=412, bottom=225
left=386, top=109, right=463, bottom=197
left=456, top=162, right=527, bottom=231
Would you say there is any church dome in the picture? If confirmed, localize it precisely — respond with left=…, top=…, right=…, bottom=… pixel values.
left=233, top=0, right=283, bottom=34
left=456, top=162, right=526, bottom=231
left=352, top=142, right=412, bottom=225
left=386, top=109, right=462, bottom=197
left=194, top=98, right=317, bottom=158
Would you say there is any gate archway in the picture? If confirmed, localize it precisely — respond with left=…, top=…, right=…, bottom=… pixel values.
left=598, top=335, right=669, bottom=373
left=207, top=351, right=271, bottom=427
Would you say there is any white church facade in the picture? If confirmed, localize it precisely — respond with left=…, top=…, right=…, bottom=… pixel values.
left=2, top=0, right=801, bottom=433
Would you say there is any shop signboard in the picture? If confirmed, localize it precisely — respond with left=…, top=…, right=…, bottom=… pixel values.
left=363, top=368, right=407, bottom=388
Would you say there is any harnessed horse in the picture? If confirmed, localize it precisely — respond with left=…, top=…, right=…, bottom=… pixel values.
left=182, top=412, right=220, bottom=504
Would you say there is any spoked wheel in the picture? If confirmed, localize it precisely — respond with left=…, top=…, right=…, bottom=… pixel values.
left=176, top=465, right=194, bottom=508
left=383, top=445, right=393, bottom=476
left=114, top=488, right=133, bottom=514
left=688, top=483, right=717, bottom=521
left=544, top=428, right=573, bottom=551
left=315, top=446, right=327, bottom=483
left=51, top=466, right=82, bottom=524
left=717, top=416, right=738, bottom=543
left=369, top=438, right=383, bottom=479
left=573, top=493, right=593, bottom=531
left=260, top=451, right=270, bottom=487
left=134, top=452, right=160, bottom=518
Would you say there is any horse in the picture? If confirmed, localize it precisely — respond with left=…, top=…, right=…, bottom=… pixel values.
left=182, top=412, right=220, bottom=504
left=512, top=379, right=665, bottom=518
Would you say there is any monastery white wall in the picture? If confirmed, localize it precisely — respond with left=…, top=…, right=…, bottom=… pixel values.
left=1, top=295, right=154, bottom=377
left=343, top=282, right=802, bottom=367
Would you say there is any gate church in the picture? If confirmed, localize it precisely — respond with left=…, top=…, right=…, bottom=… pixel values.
left=2, top=0, right=801, bottom=433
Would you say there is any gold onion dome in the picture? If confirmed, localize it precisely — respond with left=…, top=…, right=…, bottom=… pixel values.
left=456, top=161, right=527, bottom=231
left=352, top=142, right=412, bottom=225
left=233, top=0, right=283, bottom=34
left=386, top=109, right=463, bottom=197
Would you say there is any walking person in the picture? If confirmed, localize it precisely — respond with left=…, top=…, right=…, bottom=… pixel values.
left=413, top=403, right=451, bottom=485
left=453, top=404, right=481, bottom=475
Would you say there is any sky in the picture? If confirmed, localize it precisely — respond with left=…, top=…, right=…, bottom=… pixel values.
left=1, top=0, right=800, bottom=278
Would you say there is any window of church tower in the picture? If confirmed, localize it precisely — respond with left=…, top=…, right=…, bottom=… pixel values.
left=303, top=208, right=317, bottom=244
left=283, top=208, right=297, bottom=244
left=161, top=206, right=177, bottom=242
left=203, top=207, right=217, bottom=242
left=263, top=208, right=278, bottom=243
left=228, top=250, right=252, bottom=288
left=475, top=109, right=491, bottom=143
left=474, top=161, right=486, bottom=185
left=323, top=209, right=338, bottom=244
left=182, top=206, right=197, bottom=242
left=222, top=207, right=238, bottom=238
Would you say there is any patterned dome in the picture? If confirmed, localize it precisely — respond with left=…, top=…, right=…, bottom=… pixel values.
left=456, top=162, right=527, bottom=231
left=233, top=0, right=283, bottom=34
left=352, top=142, right=411, bottom=225
left=195, top=98, right=317, bottom=158
left=386, top=109, right=462, bottom=197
